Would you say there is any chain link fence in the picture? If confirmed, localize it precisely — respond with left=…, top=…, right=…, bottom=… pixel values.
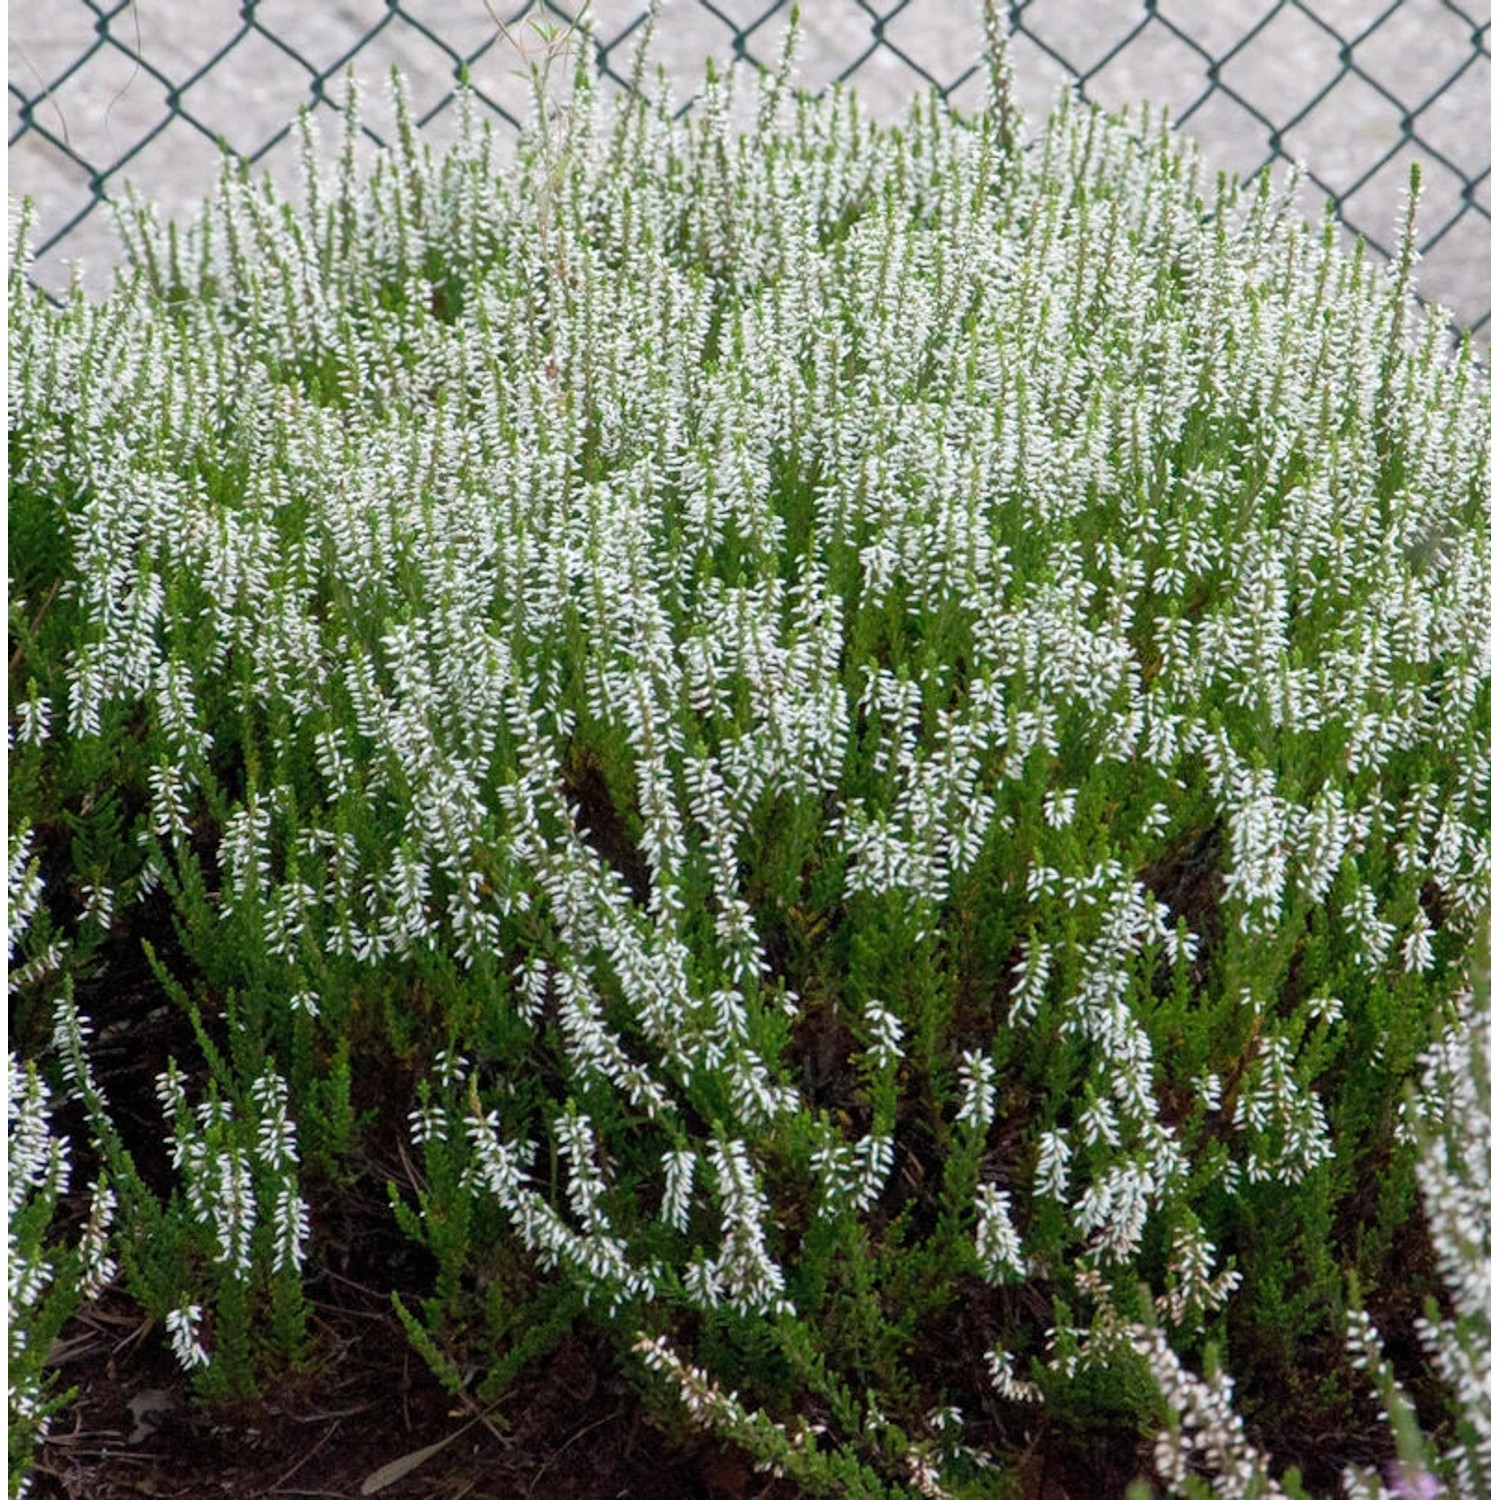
left=8, top=1, right=1491, bottom=334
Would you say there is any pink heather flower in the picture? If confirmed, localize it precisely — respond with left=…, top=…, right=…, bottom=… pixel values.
left=1384, top=1460, right=1440, bottom=1500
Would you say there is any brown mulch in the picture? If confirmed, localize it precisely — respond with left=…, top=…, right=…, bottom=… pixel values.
left=31, top=1282, right=799, bottom=1500
left=28, top=1249, right=1160, bottom=1500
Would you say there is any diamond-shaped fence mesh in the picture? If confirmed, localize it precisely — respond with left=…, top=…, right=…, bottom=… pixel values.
left=8, top=1, right=1491, bottom=335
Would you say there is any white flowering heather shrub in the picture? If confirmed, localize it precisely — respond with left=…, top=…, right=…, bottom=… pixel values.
left=1126, top=972, right=1490, bottom=1500
left=8, top=834, right=120, bottom=1497
left=7, top=1054, right=108, bottom=1498
left=8, top=9, right=1489, bottom=1496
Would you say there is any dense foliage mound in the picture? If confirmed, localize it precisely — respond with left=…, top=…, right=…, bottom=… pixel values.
left=9, top=16, right=1489, bottom=1499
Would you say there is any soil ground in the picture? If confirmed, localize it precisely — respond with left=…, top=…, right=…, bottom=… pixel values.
left=29, top=1214, right=1150, bottom=1500
left=32, top=1283, right=807, bottom=1500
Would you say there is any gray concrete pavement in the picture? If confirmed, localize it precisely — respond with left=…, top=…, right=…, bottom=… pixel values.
left=8, top=1, right=1491, bottom=331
